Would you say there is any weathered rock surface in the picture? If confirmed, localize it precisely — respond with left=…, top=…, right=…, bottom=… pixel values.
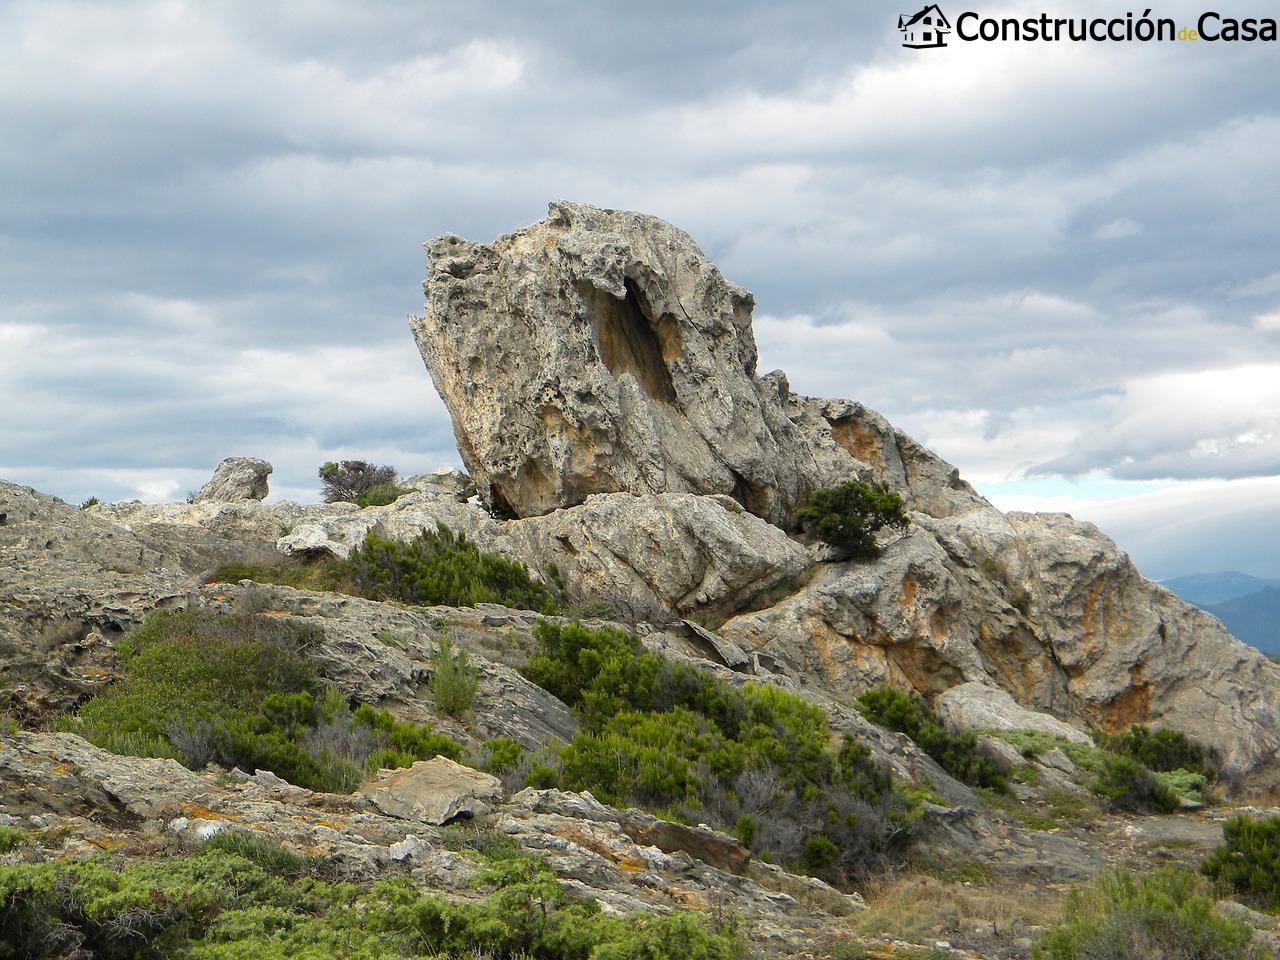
left=193, top=456, right=273, bottom=502
left=497, top=492, right=811, bottom=624
left=717, top=499, right=1280, bottom=789
left=199, top=582, right=580, bottom=750
left=935, top=682, right=1092, bottom=745
left=411, top=201, right=826, bottom=526
left=361, top=756, right=504, bottom=824
left=785, top=394, right=987, bottom=520
left=0, top=481, right=211, bottom=719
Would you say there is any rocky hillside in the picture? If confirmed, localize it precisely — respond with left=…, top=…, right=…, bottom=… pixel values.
left=4, top=201, right=1280, bottom=958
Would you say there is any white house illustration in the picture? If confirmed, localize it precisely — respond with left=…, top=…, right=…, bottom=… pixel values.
left=898, top=4, right=952, bottom=48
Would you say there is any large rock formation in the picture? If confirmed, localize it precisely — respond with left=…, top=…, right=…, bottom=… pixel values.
left=407, top=202, right=1280, bottom=790
left=411, top=201, right=828, bottom=526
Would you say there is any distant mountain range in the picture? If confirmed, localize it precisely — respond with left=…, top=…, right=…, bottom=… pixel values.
left=1162, top=572, right=1280, bottom=655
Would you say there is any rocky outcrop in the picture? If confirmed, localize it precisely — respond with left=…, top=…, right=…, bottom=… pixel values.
left=785, top=395, right=986, bottom=520
left=193, top=456, right=272, bottom=502
left=403, top=203, right=1280, bottom=789
left=716, top=501, right=1280, bottom=789
left=0, top=481, right=211, bottom=720
left=411, top=201, right=827, bottom=526
left=0, top=730, right=872, bottom=952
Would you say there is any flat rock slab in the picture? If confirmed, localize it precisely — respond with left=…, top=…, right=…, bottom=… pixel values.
left=360, top=756, right=503, bottom=825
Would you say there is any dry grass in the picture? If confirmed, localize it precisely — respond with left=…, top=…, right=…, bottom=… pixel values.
left=852, top=873, right=1065, bottom=957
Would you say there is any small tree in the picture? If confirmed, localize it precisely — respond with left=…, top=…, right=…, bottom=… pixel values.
left=795, top=479, right=909, bottom=560
left=429, top=632, right=479, bottom=718
left=318, top=460, right=400, bottom=505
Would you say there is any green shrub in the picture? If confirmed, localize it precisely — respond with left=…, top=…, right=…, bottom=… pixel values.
left=79, top=496, right=100, bottom=509
left=63, top=609, right=461, bottom=792
left=1088, top=753, right=1179, bottom=813
left=520, top=621, right=912, bottom=884
left=353, top=482, right=408, bottom=508
left=347, top=524, right=559, bottom=613
left=1096, top=724, right=1218, bottom=778
left=1202, top=815, right=1280, bottom=909
left=206, top=557, right=356, bottom=594
left=795, top=478, right=909, bottom=560
left=522, top=620, right=662, bottom=727
left=856, top=686, right=1007, bottom=790
left=318, top=459, right=398, bottom=504
left=0, top=825, right=26, bottom=853
left=1033, top=866, right=1259, bottom=960
left=0, top=845, right=744, bottom=959
left=1157, top=768, right=1210, bottom=805
left=428, top=633, right=479, bottom=717
left=201, top=830, right=317, bottom=876
left=479, top=736, right=523, bottom=774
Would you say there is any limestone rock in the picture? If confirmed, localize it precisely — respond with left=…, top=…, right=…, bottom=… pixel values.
left=785, top=394, right=987, bottom=519
left=411, top=201, right=824, bottom=526
left=511, top=788, right=751, bottom=873
left=400, top=467, right=479, bottom=502
left=193, top=457, right=272, bottom=502
left=0, top=481, right=207, bottom=720
left=496, top=492, right=811, bottom=624
left=361, top=756, right=504, bottom=824
left=935, top=681, right=1091, bottom=745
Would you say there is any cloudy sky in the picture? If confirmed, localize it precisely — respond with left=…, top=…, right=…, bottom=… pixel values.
left=3, top=0, right=1278, bottom=579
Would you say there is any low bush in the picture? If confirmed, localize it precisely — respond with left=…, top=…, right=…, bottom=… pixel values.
left=856, top=686, right=1007, bottom=790
left=0, top=846, right=744, bottom=960
left=1096, top=723, right=1218, bottom=778
left=347, top=524, right=560, bottom=613
left=1033, top=866, right=1260, bottom=960
left=980, top=725, right=1210, bottom=811
left=1201, top=814, right=1280, bottom=909
left=428, top=633, right=479, bottom=717
left=1087, top=754, right=1179, bottom=814
left=0, top=825, right=25, bottom=853
left=61, top=610, right=461, bottom=792
left=211, top=523, right=561, bottom=615
left=319, top=460, right=401, bottom=505
left=206, top=556, right=357, bottom=595
left=520, top=621, right=915, bottom=885
left=795, top=478, right=909, bottom=560
left=200, top=830, right=319, bottom=876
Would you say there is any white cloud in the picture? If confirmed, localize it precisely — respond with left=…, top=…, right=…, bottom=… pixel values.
left=1094, top=218, right=1142, bottom=241
left=1037, top=365, right=1280, bottom=480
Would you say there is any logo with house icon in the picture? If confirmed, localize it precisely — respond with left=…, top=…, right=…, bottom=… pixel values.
left=899, top=4, right=952, bottom=48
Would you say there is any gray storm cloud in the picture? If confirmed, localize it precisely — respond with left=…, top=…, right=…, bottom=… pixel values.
left=2, top=0, right=1278, bottom=577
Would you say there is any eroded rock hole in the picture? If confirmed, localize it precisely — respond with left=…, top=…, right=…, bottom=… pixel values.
left=582, top=277, right=681, bottom=403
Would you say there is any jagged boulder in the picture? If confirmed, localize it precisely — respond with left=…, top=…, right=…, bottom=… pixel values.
left=496, top=492, right=812, bottom=624
left=193, top=457, right=272, bottom=502
left=361, top=756, right=504, bottom=824
left=411, top=201, right=826, bottom=526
